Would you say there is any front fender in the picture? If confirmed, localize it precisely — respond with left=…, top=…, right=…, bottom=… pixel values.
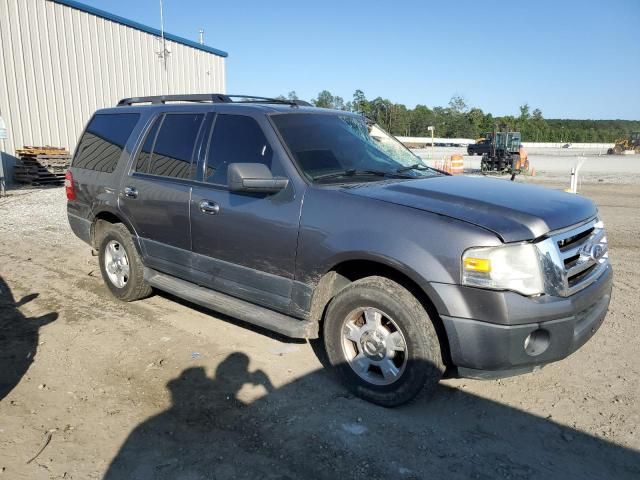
left=295, top=188, right=501, bottom=310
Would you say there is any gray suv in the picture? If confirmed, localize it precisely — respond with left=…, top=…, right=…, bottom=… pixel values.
left=66, top=94, right=612, bottom=406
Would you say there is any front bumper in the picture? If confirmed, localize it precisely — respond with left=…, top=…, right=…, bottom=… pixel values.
left=436, top=265, right=612, bottom=377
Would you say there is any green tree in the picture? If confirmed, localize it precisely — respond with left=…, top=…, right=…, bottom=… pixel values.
left=467, top=108, right=485, bottom=139
left=333, top=95, right=346, bottom=111
left=448, top=95, right=468, bottom=114
left=300, top=89, right=640, bottom=142
left=369, top=97, right=393, bottom=130
left=410, top=105, right=434, bottom=137
left=313, top=90, right=334, bottom=108
left=352, top=89, right=369, bottom=116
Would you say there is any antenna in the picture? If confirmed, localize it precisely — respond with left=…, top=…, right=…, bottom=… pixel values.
left=157, top=0, right=171, bottom=92
left=157, top=0, right=170, bottom=68
left=199, top=28, right=204, bottom=45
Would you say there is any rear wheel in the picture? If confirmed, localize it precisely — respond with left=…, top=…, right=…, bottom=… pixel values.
left=98, top=223, right=152, bottom=302
left=323, top=276, right=444, bottom=407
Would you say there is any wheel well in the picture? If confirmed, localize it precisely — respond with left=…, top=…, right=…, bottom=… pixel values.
left=315, top=259, right=453, bottom=367
left=91, top=211, right=126, bottom=248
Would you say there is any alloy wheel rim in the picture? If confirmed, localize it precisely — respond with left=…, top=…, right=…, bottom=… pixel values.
left=341, top=307, right=408, bottom=386
left=104, top=240, right=130, bottom=289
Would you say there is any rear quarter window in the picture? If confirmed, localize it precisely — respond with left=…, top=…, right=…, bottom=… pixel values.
left=73, top=113, right=140, bottom=173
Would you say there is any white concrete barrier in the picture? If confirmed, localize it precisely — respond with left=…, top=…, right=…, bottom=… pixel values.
left=396, top=136, right=475, bottom=146
left=521, top=142, right=614, bottom=149
left=399, top=138, right=616, bottom=150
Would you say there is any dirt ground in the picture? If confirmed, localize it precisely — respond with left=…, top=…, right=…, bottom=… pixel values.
left=0, top=173, right=639, bottom=479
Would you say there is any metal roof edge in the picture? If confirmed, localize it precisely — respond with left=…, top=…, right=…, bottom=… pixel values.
left=50, top=0, right=229, bottom=58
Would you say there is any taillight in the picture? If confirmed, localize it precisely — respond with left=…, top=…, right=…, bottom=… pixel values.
left=65, top=170, right=76, bottom=201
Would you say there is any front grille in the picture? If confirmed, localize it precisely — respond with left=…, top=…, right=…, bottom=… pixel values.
left=535, top=218, right=609, bottom=297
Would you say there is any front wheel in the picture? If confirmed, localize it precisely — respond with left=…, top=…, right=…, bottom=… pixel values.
left=323, top=276, right=444, bottom=407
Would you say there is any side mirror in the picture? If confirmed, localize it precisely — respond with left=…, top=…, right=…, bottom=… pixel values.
left=227, top=163, right=289, bottom=194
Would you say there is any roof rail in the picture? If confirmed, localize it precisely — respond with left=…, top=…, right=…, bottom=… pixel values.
left=117, top=94, right=231, bottom=106
left=116, top=94, right=312, bottom=107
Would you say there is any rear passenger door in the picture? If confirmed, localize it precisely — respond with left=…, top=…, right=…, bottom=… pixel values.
left=119, top=112, right=208, bottom=279
left=190, top=113, right=303, bottom=314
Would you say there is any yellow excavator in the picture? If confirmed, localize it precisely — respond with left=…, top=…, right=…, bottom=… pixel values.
left=607, top=132, right=640, bottom=154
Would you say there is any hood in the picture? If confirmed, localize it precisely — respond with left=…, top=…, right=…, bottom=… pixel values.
left=340, top=176, right=597, bottom=242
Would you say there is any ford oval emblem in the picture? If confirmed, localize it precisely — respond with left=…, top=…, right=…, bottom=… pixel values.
left=580, top=243, right=604, bottom=261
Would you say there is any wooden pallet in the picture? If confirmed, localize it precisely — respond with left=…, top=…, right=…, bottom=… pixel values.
left=14, top=146, right=70, bottom=186
left=19, top=156, right=69, bottom=170
left=14, top=175, right=65, bottom=185
left=15, top=146, right=69, bottom=157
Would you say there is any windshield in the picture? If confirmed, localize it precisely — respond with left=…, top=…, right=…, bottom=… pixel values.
left=272, top=113, right=441, bottom=183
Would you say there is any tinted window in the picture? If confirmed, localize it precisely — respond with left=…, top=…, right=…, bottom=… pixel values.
left=148, top=113, right=204, bottom=179
left=206, top=115, right=273, bottom=184
left=135, top=116, right=162, bottom=173
left=73, top=113, right=139, bottom=173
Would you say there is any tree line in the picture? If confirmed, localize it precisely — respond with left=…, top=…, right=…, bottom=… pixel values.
left=277, top=90, right=639, bottom=142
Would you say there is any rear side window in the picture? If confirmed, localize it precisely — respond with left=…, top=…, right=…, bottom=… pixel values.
left=146, top=113, right=204, bottom=179
left=73, top=113, right=140, bottom=173
left=205, top=114, right=273, bottom=184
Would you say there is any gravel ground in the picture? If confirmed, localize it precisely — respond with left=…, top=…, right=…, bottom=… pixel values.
left=0, top=173, right=639, bottom=479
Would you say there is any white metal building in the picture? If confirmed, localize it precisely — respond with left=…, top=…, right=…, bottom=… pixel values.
left=0, top=0, right=227, bottom=165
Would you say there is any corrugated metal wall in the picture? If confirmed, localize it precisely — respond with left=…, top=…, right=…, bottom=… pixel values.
left=0, top=0, right=226, bottom=157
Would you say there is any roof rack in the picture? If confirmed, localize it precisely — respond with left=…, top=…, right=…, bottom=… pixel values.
left=116, top=94, right=312, bottom=107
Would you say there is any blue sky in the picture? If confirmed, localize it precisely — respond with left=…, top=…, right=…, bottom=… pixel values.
left=80, top=0, right=639, bottom=120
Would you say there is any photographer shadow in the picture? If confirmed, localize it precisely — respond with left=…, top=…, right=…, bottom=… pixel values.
left=0, top=275, right=57, bottom=401
left=105, top=354, right=640, bottom=480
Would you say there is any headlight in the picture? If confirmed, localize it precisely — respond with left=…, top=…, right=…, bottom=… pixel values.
left=462, top=243, right=544, bottom=296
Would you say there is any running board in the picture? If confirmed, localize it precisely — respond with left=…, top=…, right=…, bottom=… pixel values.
left=144, top=268, right=318, bottom=339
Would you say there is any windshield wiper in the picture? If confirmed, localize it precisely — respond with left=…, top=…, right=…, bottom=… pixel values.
left=396, top=163, right=431, bottom=173
left=312, top=169, right=411, bottom=181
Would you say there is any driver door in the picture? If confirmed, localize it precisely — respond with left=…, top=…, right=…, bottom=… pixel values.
left=189, top=113, right=303, bottom=313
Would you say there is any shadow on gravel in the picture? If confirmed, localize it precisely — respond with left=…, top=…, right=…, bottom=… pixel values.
left=105, top=353, right=640, bottom=480
left=0, top=275, right=57, bottom=401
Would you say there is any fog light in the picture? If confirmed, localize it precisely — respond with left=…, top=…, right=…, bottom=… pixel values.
left=524, top=329, right=550, bottom=356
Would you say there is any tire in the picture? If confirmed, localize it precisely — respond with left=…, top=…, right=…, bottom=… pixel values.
left=323, top=276, right=444, bottom=407
left=98, top=223, right=152, bottom=302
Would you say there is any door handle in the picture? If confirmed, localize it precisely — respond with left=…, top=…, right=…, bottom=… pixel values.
left=199, top=200, right=220, bottom=215
left=123, top=186, right=138, bottom=199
